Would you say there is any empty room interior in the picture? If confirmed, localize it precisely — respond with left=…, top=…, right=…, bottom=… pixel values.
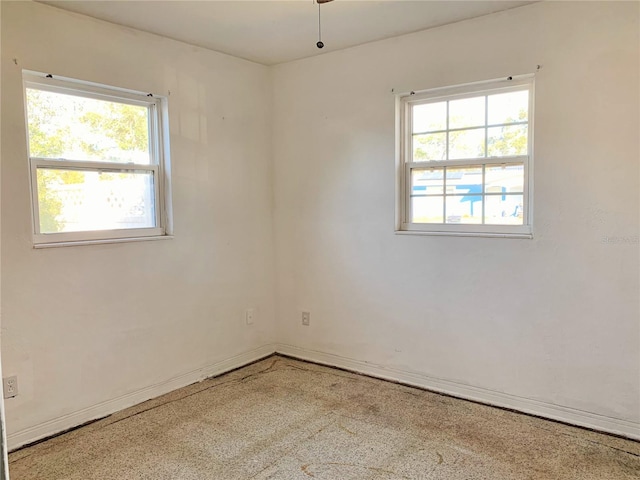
left=0, top=0, right=639, bottom=479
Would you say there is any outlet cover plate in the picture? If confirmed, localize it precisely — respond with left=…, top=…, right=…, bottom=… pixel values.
left=3, top=376, right=17, bottom=399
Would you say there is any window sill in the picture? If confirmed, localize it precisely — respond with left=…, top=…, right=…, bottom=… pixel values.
left=395, top=230, right=533, bottom=239
left=33, top=235, right=174, bottom=249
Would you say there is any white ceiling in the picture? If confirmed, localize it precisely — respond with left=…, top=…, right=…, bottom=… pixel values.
left=41, top=1, right=534, bottom=65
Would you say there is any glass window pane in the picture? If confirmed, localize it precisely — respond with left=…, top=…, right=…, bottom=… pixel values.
left=411, top=196, right=443, bottom=223
left=487, top=125, right=528, bottom=157
left=449, top=128, right=485, bottom=160
left=36, top=168, right=156, bottom=233
left=413, top=133, right=446, bottom=161
left=412, top=102, right=447, bottom=133
left=488, top=90, right=529, bottom=125
left=445, top=195, right=482, bottom=224
left=449, top=96, right=485, bottom=129
left=412, top=168, right=444, bottom=195
left=445, top=167, right=483, bottom=195
left=26, top=88, right=150, bottom=164
left=485, top=194, right=524, bottom=225
left=485, top=164, right=524, bottom=194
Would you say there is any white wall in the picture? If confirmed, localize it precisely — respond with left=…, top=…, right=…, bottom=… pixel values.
left=272, top=1, right=639, bottom=437
left=1, top=1, right=275, bottom=448
left=0, top=3, right=10, bottom=476
left=2, top=0, right=639, bottom=450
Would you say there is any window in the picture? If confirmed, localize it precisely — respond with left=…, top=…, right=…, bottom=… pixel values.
left=23, top=71, right=172, bottom=246
left=396, top=76, right=533, bottom=237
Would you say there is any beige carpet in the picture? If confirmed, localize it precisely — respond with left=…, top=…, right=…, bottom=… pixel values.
left=8, top=355, right=640, bottom=479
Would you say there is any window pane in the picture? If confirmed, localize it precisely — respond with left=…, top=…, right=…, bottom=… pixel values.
left=411, top=168, right=444, bottom=195
left=445, top=167, right=482, bottom=195
left=412, top=102, right=446, bottom=133
left=449, top=96, right=485, bottom=129
left=487, top=125, right=528, bottom=157
left=413, top=133, right=446, bottom=161
left=36, top=168, right=156, bottom=233
left=445, top=195, right=482, bottom=224
left=411, top=196, right=443, bottom=223
left=485, top=164, right=524, bottom=194
left=26, top=88, right=150, bottom=164
left=488, top=90, right=529, bottom=125
left=449, top=128, right=485, bottom=160
left=485, top=194, right=524, bottom=225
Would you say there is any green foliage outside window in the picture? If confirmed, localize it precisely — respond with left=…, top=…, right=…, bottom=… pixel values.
left=26, top=89, right=149, bottom=232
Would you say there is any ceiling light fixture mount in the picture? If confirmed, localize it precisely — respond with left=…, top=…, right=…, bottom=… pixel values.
left=315, top=0, right=334, bottom=49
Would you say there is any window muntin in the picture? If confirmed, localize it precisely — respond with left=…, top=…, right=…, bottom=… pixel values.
left=410, top=88, right=529, bottom=162
left=24, top=72, right=169, bottom=245
left=409, top=164, right=524, bottom=225
left=399, top=78, right=533, bottom=236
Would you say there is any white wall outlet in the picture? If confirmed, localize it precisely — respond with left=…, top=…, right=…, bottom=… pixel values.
left=302, top=311, right=310, bottom=326
left=3, top=376, right=18, bottom=399
left=245, top=308, right=255, bottom=325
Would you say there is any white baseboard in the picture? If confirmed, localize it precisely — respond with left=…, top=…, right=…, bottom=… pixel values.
left=275, top=343, right=640, bottom=441
left=9, top=343, right=639, bottom=451
left=7, top=344, right=276, bottom=451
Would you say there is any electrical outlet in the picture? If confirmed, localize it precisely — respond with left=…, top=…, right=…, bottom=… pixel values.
left=245, top=308, right=255, bottom=325
left=302, top=311, right=310, bottom=326
left=3, top=376, right=17, bottom=399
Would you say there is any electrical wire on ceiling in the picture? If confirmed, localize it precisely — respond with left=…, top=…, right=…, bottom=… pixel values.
left=315, top=0, right=334, bottom=49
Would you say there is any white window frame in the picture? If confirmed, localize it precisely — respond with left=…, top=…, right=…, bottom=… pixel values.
left=23, top=71, right=173, bottom=247
left=395, top=75, right=534, bottom=238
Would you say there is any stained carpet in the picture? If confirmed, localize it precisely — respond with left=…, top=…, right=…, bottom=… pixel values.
left=8, top=355, right=640, bottom=479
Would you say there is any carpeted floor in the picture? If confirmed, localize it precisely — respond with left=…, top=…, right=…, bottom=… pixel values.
left=8, top=355, right=640, bottom=479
